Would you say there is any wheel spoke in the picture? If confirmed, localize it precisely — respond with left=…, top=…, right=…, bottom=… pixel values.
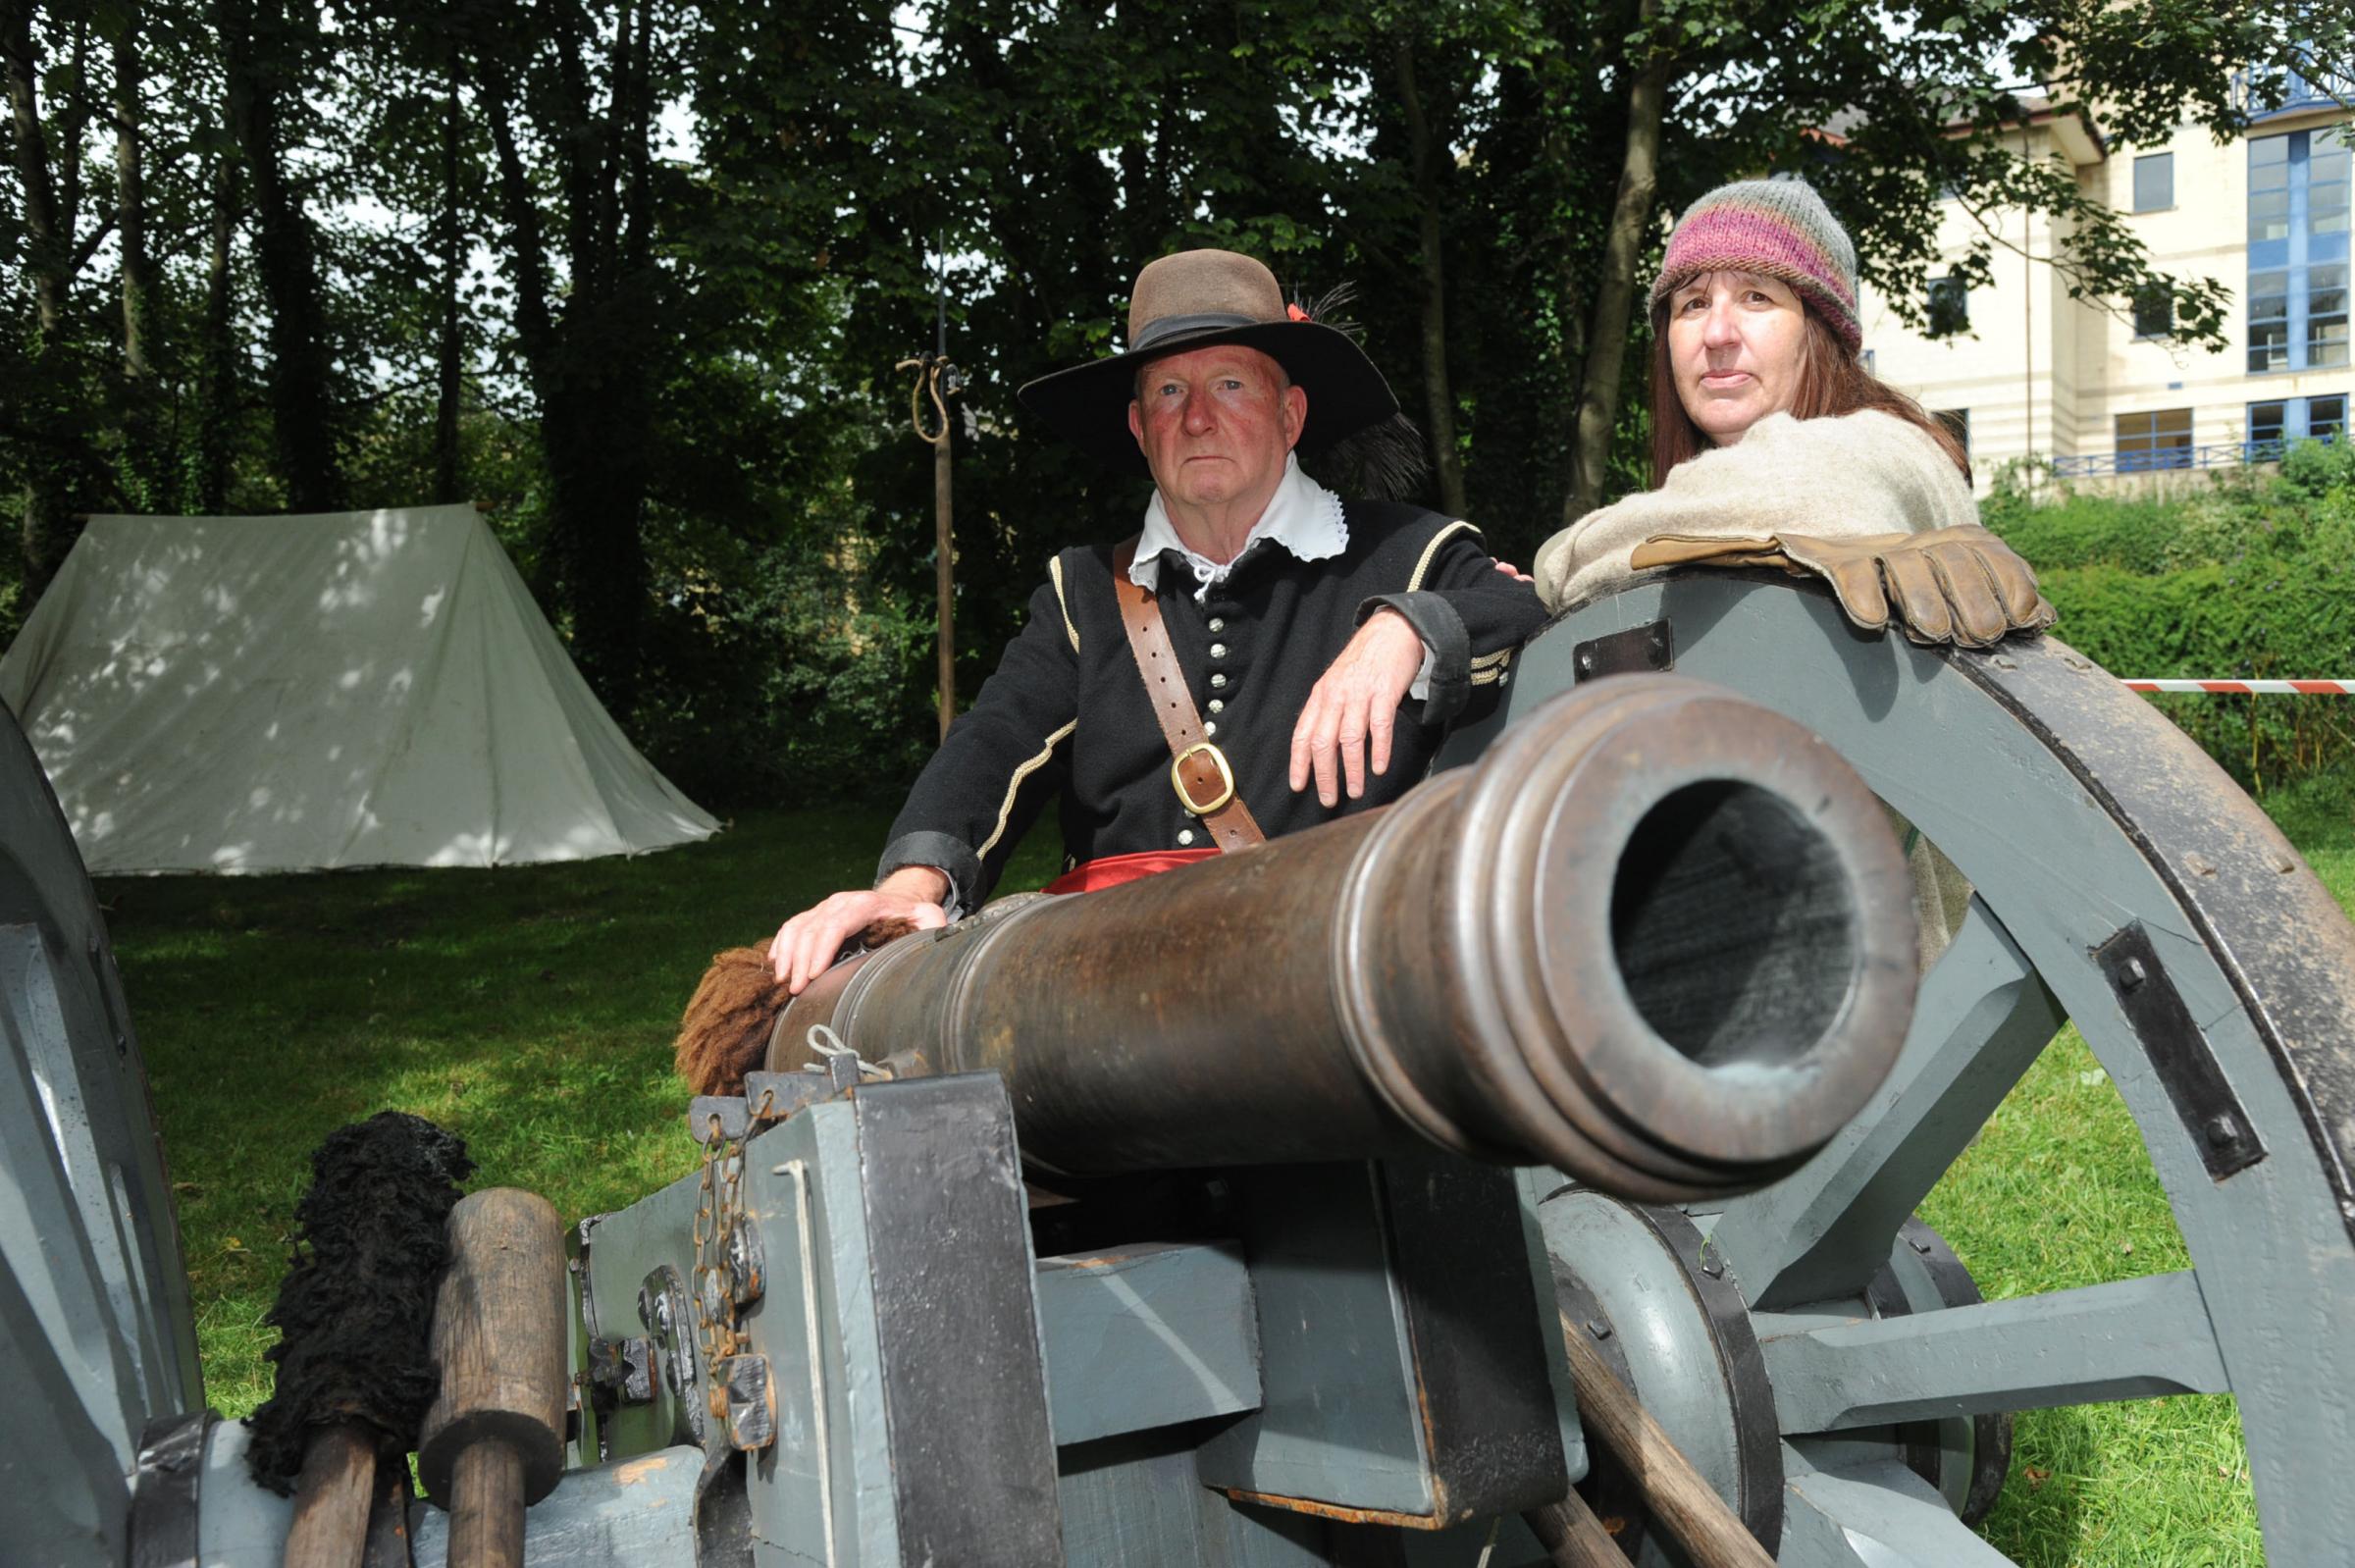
left=1755, top=1271, right=2227, bottom=1433
left=1706, top=898, right=2065, bottom=1309
left=1780, top=1449, right=2016, bottom=1566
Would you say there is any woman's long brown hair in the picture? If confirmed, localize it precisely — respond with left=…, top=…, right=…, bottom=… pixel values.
left=1648, top=300, right=1970, bottom=489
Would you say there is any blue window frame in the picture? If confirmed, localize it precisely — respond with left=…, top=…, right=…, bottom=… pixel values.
left=2251, top=392, right=2345, bottom=461
left=2247, top=392, right=2347, bottom=459
left=2249, top=129, right=2353, bottom=373
left=2133, top=153, right=2173, bottom=212
left=2118, top=408, right=2193, bottom=471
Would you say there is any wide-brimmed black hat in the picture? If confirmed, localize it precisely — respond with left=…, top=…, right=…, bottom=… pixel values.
left=1017, top=249, right=1399, bottom=476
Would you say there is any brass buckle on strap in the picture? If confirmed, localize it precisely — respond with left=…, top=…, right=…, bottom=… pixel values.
left=1170, top=741, right=1236, bottom=816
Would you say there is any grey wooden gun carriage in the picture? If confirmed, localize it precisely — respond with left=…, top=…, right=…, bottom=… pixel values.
left=9, top=573, right=2354, bottom=1566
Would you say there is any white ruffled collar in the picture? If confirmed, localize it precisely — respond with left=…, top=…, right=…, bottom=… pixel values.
left=1131, top=454, right=1348, bottom=601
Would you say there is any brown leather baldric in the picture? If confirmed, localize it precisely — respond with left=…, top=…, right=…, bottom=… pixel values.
left=1112, top=538, right=1266, bottom=851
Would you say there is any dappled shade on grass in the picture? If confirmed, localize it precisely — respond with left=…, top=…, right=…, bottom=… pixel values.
left=112, top=806, right=1061, bottom=1418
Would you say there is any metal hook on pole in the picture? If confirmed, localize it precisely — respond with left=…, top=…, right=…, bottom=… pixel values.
left=898, top=241, right=966, bottom=742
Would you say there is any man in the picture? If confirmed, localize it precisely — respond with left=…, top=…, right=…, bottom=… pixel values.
left=769, top=248, right=1546, bottom=990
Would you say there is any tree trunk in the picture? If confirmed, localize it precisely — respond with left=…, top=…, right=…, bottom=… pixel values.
left=1395, top=39, right=1467, bottom=518
left=1565, top=4, right=1668, bottom=525
left=115, top=15, right=172, bottom=510
left=479, top=45, right=653, bottom=717
left=433, top=46, right=463, bottom=502
left=2, top=0, right=67, bottom=340
left=115, top=23, right=151, bottom=380
left=6, top=0, right=81, bottom=591
left=198, top=138, right=239, bottom=514
left=218, top=0, right=343, bottom=511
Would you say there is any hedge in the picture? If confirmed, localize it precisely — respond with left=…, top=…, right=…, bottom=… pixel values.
left=1983, top=443, right=2355, bottom=793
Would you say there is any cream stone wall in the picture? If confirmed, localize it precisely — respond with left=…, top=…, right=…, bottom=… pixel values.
left=1856, top=103, right=2353, bottom=493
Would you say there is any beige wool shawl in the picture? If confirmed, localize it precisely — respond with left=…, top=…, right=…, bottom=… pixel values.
left=1529, top=407, right=1980, bottom=973
left=1532, top=409, right=1977, bottom=613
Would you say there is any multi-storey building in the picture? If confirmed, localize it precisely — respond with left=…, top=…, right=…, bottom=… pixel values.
left=1856, top=79, right=2348, bottom=489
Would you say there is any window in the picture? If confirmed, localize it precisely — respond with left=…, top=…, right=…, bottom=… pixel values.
left=2133, top=153, right=2173, bottom=212
left=1933, top=409, right=1970, bottom=458
left=2251, top=135, right=2292, bottom=244
left=2117, top=408, right=2193, bottom=471
left=2133, top=285, right=2173, bottom=340
left=2314, top=394, right=2348, bottom=443
left=1928, top=273, right=1969, bottom=334
left=2252, top=270, right=2291, bottom=371
left=2314, top=264, right=2349, bottom=368
left=2252, top=393, right=2349, bottom=457
left=2250, top=399, right=2287, bottom=453
left=2249, top=129, right=2354, bottom=373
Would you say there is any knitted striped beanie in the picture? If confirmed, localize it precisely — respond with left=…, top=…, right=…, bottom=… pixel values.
left=1649, top=178, right=1861, bottom=353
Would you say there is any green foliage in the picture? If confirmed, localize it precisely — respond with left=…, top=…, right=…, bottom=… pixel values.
left=2278, top=432, right=2355, bottom=499
left=1986, top=465, right=2355, bottom=793
left=630, top=527, right=941, bottom=809
left=3, top=0, right=2336, bottom=789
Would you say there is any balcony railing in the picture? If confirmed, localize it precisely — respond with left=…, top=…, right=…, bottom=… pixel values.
left=2236, top=63, right=2354, bottom=122
left=2048, top=435, right=2342, bottom=478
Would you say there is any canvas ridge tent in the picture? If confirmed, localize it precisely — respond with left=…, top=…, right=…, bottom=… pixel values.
left=0, top=503, right=719, bottom=874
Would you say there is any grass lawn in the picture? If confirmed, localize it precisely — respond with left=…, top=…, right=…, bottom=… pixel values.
left=102, top=779, right=2355, bottom=1564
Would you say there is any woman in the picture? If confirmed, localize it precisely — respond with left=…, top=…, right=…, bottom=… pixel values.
left=1533, top=178, right=2052, bottom=648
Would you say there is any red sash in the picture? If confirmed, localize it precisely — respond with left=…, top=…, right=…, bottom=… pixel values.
left=1042, top=848, right=1221, bottom=896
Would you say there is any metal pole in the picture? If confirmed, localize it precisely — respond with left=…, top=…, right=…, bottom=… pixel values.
left=2022, top=119, right=2034, bottom=477
left=934, top=396, right=955, bottom=741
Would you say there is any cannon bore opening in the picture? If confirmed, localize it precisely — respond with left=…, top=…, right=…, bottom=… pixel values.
left=1609, top=779, right=1858, bottom=1069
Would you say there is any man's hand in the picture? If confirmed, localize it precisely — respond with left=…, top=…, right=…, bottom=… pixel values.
left=767, top=864, right=952, bottom=994
left=1288, top=608, right=1427, bottom=808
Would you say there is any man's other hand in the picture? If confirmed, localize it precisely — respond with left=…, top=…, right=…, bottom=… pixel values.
left=1288, top=608, right=1426, bottom=808
left=768, top=864, right=952, bottom=994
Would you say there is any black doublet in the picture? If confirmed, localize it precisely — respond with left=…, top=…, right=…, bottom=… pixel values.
left=879, top=501, right=1549, bottom=912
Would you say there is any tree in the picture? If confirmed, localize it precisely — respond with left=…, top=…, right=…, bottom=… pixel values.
left=4, top=0, right=112, bottom=592
left=460, top=0, right=711, bottom=713
left=215, top=0, right=347, bottom=510
left=1552, top=0, right=2331, bottom=524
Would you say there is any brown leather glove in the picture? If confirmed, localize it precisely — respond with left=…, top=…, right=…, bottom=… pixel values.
left=1628, top=525, right=2057, bottom=651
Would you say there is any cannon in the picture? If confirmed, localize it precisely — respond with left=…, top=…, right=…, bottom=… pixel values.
left=7, top=569, right=2355, bottom=1566
left=770, top=675, right=1918, bottom=1196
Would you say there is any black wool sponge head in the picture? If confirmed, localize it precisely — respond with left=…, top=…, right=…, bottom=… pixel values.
left=243, top=1111, right=475, bottom=1494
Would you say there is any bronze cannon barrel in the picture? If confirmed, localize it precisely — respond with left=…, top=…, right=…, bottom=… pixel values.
left=769, top=676, right=1919, bottom=1200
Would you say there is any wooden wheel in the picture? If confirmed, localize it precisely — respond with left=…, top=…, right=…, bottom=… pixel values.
left=1455, top=574, right=2355, bottom=1564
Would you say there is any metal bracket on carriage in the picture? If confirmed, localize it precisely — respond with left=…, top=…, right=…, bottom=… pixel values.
left=685, top=1049, right=884, bottom=1145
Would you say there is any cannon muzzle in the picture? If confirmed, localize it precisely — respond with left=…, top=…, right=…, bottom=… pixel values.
left=771, top=676, right=1917, bottom=1200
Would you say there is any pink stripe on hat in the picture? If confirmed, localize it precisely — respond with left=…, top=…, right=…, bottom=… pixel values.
left=1650, top=178, right=1862, bottom=352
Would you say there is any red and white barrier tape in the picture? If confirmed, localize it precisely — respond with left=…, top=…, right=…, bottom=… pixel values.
left=2122, top=679, right=2355, bottom=694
